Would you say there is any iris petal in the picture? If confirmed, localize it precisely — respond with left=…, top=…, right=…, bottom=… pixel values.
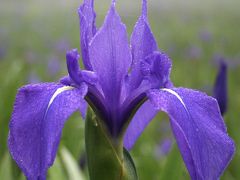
left=8, top=83, right=87, bottom=179
left=78, top=0, right=97, bottom=70
left=124, top=101, right=157, bottom=150
left=147, top=88, right=235, bottom=179
left=66, top=49, right=81, bottom=85
left=66, top=49, right=98, bottom=86
left=121, top=51, right=172, bottom=135
left=128, top=0, right=158, bottom=91
left=89, top=4, right=131, bottom=118
left=140, top=51, right=172, bottom=89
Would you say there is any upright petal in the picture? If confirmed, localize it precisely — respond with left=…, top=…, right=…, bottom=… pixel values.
left=8, top=83, right=87, bottom=179
left=66, top=49, right=98, bottom=86
left=128, top=0, right=158, bottom=90
left=65, top=50, right=109, bottom=125
left=140, top=51, right=172, bottom=89
left=89, top=4, right=131, bottom=110
left=121, top=51, right=171, bottom=137
left=213, top=60, right=228, bottom=115
left=66, top=49, right=81, bottom=85
left=78, top=0, right=97, bottom=70
left=147, top=88, right=235, bottom=179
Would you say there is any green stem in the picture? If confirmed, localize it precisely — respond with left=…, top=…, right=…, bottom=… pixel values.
left=85, top=108, right=138, bottom=180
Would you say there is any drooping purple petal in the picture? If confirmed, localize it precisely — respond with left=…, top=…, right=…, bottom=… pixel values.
left=124, top=101, right=157, bottom=150
left=79, top=99, right=88, bottom=119
left=128, top=0, right=158, bottom=91
left=8, top=83, right=87, bottom=179
left=147, top=88, right=235, bottom=179
left=89, top=4, right=131, bottom=112
left=213, top=60, right=228, bottom=115
left=78, top=0, right=97, bottom=70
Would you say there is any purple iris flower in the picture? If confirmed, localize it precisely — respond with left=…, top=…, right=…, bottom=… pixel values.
left=213, top=60, right=228, bottom=115
left=8, top=0, right=235, bottom=179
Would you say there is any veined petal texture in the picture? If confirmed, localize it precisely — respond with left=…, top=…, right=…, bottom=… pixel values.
left=89, top=4, right=131, bottom=110
left=128, top=0, right=158, bottom=91
left=148, top=88, right=235, bottom=179
left=124, top=101, right=157, bottom=150
left=140, top=51, right=172, bottom=89
left=8, top=83, right=87, bottom=179
left=78, top=0, right=97, bottom=70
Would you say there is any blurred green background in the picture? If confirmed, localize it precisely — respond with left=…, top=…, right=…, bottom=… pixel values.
left=0, top=0, right=239, bottom=179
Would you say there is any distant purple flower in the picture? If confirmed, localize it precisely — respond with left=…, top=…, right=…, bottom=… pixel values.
left=25, top=51, right=37, bottom=64
left=79, top=152, right=87, bottom=170
left=27, top=72, right=40, bottom=84
left=166, top=44, right=176, bottom=56
left=213, top=53, right=240, bottom=70
left=212, top=53, right=225, bottom=65
left=47, top=56, right=61, bottom=76
left=199, top=29, right=212, bottom=42
left=0, top=46, right=6, bottom=60
left=55, top=39, right=70, bottom=53
left=185, top=45, right=202, bottom=60
left=155, top=139, right=172, bottom=158
left=231, top=56, right=240, bottom=68
left=8, top=0, right=235, bottom=180
left=213, top=60, right=228, bottom=115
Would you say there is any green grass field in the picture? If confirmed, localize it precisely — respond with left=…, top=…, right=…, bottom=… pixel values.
left=0, top=0, right=239, bottom=179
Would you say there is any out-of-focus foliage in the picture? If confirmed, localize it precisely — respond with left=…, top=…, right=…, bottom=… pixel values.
left=0, top=0, right=239, bottom=179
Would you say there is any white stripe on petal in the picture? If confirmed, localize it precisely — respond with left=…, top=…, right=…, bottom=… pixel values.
left=161, top=88, right=187, bottom=110
left=47, top=86, right=74, bottom=109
